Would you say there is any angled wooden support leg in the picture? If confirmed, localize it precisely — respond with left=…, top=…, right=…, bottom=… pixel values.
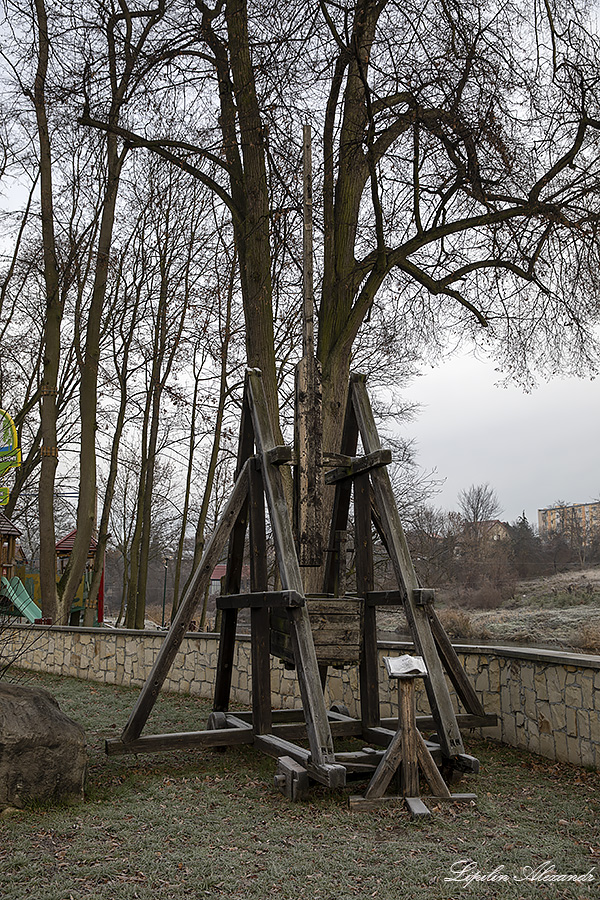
left=426, top=604, right=486, bottom=717
left=247, top=369, right=341, bottom=780
left=351, top=375, right=464, bottom=759
left=214, top=471, right=252, bottom=713
left=120, top=461, right=251, bottom=744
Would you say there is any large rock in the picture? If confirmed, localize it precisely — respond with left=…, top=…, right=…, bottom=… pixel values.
left=0, top=683, right=87, bottom=810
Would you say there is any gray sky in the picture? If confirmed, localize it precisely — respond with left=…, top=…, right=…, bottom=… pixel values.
left=400, top=353, right=600, bottom=528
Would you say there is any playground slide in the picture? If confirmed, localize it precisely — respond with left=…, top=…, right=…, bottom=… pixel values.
left=0, top=576, right=42, bottom=623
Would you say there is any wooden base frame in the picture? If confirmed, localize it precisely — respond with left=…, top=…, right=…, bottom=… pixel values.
left=106, top=370, right=496, bottom=801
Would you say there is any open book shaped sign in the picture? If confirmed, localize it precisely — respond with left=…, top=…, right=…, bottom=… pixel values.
left=384, top=655, right=428, bottom=679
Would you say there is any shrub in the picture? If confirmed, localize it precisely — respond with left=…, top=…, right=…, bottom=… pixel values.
left=573, top=624, right=600, bottom=654
left=436, top=608, right=490, bottom=641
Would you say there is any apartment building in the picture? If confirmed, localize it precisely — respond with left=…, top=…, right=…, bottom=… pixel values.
left=538, top=501, right=600, bottom=544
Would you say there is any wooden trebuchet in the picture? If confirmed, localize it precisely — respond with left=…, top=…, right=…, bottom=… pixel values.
left=108, top=364, right=494, bottom=807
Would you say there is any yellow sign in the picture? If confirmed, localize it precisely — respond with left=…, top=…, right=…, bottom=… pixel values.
left=0, top=409, right=21, bottom=506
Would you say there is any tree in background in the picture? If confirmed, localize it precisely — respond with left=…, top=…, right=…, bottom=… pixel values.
left=458, top=483, right=502, bottom=533
left=3, top=0, right=600, bottom=620
left=83, top=0, right=600, bottom=452
left=509, top=513, right=547, bottom=579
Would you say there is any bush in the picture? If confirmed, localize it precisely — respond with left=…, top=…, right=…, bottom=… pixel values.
left=454, top=580, right=515, bottom=610
left=436, top=608, right=490, bottom=641
left=573, top=624, right=600, bottom=654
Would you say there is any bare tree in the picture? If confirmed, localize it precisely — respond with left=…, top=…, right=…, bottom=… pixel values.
left=458, top=483, right=502, bottom=528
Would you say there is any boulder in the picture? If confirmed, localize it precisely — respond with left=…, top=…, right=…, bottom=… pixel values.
left=0, top=683, right=87, bottom=810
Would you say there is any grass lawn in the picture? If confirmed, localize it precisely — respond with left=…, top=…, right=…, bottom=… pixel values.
left=1, top=671, right=598, bottom=900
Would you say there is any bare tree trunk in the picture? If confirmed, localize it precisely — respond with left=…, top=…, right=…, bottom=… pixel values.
left=57, top=139, right=126, bottom=619
left=86, top=280, right=141, bottom=620
left=178, top=249, right=235, bottom=607
left=171, top=358, right=201, bottom=616
left=124, top=391, right=151, bottom=629
left=33, top=0, right=61, bottom=621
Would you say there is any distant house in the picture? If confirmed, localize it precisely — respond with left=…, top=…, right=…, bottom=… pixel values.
left=460, top=518, right=511, bottom=544
left=209, top=563, right=250, bottom=595
left=209, top=564, right=227, bottom=595
left=479, top=519, right=512, bottom=542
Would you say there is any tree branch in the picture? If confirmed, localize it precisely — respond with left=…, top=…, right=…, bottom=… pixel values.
left=78, top=113, right=239, bottom=223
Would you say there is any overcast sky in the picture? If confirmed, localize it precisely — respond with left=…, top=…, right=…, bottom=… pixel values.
left=400, top=353, right=600, bottom=528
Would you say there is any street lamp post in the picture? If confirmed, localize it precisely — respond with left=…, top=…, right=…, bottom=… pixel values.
left=161, top=556, right=170, bottom=628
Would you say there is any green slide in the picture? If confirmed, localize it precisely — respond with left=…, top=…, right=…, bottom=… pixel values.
left=0, top=576, right=42, bottom=623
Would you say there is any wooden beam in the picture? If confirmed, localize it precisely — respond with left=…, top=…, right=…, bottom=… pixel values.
left=253, top=733, right=310, bottom=765
left=294, top=357, right=323, bottom=566
left=249, top=459, right=272, bottom=735
left=380, top=713, right=498, bottom=731
left=270, top=718, right=363, bottom=740
left=106, top=726, right=254, bottom=756
left=247, top=369, right=336, bottom=769
left=266, top=445, right=293, bottom=466
left=213, top=385, right=255, bottom=713
left=365, top=590, right=405, bottom=606
left=323, top=386, right=359, bottom=595
left=355, top=471, right=380, bottom=728
left=217, top=590, right=305, bottom=610
left=294, top=122, right=323, bottom=567
left=324, top=449, right=392, bottom=484
left=351, top=375, right=464, bottom=759
left=119, top=460, right=251, bottom=744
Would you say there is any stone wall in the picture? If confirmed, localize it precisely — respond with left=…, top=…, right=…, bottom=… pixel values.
left=2, top=623, right=598, bottom=769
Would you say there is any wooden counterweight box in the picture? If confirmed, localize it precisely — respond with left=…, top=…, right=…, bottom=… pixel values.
left=270, top=596, right=364, bottom=666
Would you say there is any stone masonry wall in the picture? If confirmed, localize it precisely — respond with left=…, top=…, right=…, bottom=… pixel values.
left=2, top=624, right=598, bottom=769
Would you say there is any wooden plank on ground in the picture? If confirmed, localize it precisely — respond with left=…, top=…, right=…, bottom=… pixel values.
left=106, top=726, right=254, bottom=756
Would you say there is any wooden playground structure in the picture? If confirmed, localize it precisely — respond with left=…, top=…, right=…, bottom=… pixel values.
left=106, top=129, right=496, bottom=814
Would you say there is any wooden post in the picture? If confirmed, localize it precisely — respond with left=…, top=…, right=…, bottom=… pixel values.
left=399, top=678, right=419, bottom=797
left=249, top=458, right=272, bottom=735
left=355, top=472, right=379, bottom=728
left=323, top=387, right=359, bottom=595
left=214, top=387, right=255, bottom=712
left=294, top=122, right=323, bottom=567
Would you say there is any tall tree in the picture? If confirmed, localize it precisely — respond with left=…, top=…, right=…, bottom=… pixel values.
left=83, top=0, right=600, bottom=464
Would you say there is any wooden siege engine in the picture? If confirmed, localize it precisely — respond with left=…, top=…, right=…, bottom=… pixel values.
left=106, top=128, right=497, bottom=810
